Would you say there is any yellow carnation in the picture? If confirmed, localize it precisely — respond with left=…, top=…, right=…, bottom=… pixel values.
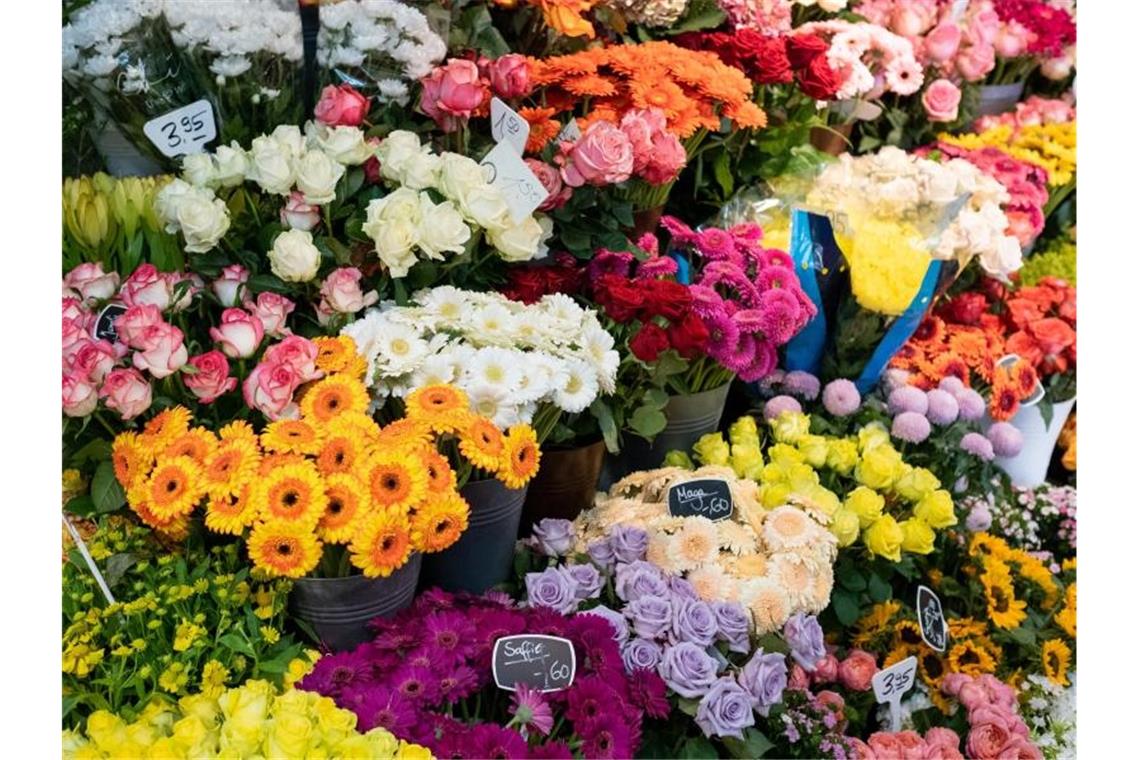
left=864, top=515, right=904, bottom=562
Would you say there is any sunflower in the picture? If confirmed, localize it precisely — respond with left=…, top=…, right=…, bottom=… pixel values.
left=857, top=600, right=902, bottom=632
left=252, top=462, right=327, bottom=528
left=319, top=473, right=367, bottom=544
left=350, top=509, right=413, bottom=578
left=111, top=432, right=150, bottom=489
left=1041, top=639, right=1071, bottom=686
left=144, top=456, right=204, bottom=521
left=219, top=419, right=258, bottom=445
left=405, top=384, right=470, bottom=424
left=141, top=406, right=192, bottom=452
left=411, top=491, right=469, bottom=553
left=947, top=617, right=988, bottom=639
left=947, top=640, right=997, bottom=676
left=300, top=375, right=369, bottom=424
left=261, top=419, right=323, bottom=455
left=458, top=417, right=506, bottom=472
left=361, top=452, right=428, bottom=513
left=894, top=620, right=924, bottom=648
left=162, top=428, right=218, bottom=466
left=498, top=425, right=541, bottom=489
left=206, top=486, right=258, bottom=536
left=969, top=533, right=1013, bottom=561
left=1055, top=603, right=1076, bottom=638
left=315, top=434, right=364, bottom=477
left=203, top=438, right=261, bottom=499
left=882, top=644, right=917, bottom=669
left=982, top=574, right=1028, bottom=630
left=918, top=650, right=946, bottom=687
left=248, top=520, right=322, bottom=579
left=313, top=335, right=363, bottom=375
left=417, top=447, right=456, bottom=494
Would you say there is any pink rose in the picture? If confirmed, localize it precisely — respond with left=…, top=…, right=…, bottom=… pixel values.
left=788, top=663, right=811, bottom=691
left=67, top=339, right=119, bottom=383
left=967, top=722, right=1011, bottom=760
left=642, top=131, right=687, bottom=185
left=120, top=264, right=171, bottom=309
left=811, top=654, right=839, bottom=684
left=957, top=680, right=989, bottom=710
left=487, top=53, right=531, bottom=99
left=923, top=79, right=962, bottom=122
left=525, top=159, right=572, bottom=211
left=243, top=359, right=302, bottom=420
left=979, top=675, right=1017, bottom=707
left=619, top=109, right=660, bottom=173
left=994, top=23, right=1028, bottom=58
left=131, top=323, right=188, bottom=378
left=184, top=350, right=237, bottom=403
left=114, top=304, right=165, bottom=349
left=280, top=190, right=321, bottom=232
left=263, top=335, right=321, bottom=382
left=166, top=272, right=201, bottom=312
left=847, top=738, right=876, bottom=760
left=318, top=267, right=379, bottom=315
left=243, top=292, right=295, bottom=337
left=99, top=367, right=152, bottom=420
left=924, top=727, right=963, bottom=756
left=996, top=736, right=1042, bottom=759
left=212, top=264, right=249, bottom=307
left=210, top=308, right=265, bottom=359
left=941, top=673, right=970, bottom=696
left=971, top=9, right=1001, bottom=44
left=62, top=297, right=87, bottom=324
left=970, top=705, right=1013, bottom=730
left=62, top=372, right=99, bottom=417
left=64, top=263, right=120, bottom=303
left=924, top=24, right=962, bottom=63
left=420, top=59, right=487, bottom=132
left=838, top=649, right=877, bottom=692
left=314, top=84, right=369, bottom=127
left=63, top=318, right=89, bottom=356
left=1040, top=54, right=1073, bottom=81
left=894, top=731, right=928, bottom=759
left=558, top=121, right=634, bottom=188
left=956, top=40, right=996, bottom=81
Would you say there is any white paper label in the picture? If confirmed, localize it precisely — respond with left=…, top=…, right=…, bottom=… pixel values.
left=490, top=97, right=529, bottom=155
left=557, top=119, right=582, bottom=143
left=480, top=142, right=549, bottom=224
left=872, top=656, right=918, bottom=732
left=143, top=99, right=217, bottom=158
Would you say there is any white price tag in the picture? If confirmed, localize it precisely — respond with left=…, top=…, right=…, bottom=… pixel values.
left=143, top=99, right=217, bottom=158
left=557, top=119, right=582, bottom=143
left=480, top=142, right=549, bottom=224
left=872, top=656, right=918, bottom=732
left=490, top=97, right=529, bottom=155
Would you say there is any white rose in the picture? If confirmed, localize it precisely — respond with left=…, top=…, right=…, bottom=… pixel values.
left=154, top=178, right=195, bottom=233
left=402, top=152, right=442, bottom=191
left=457, top=185, right=511, bottom=231
left=247, top=136, right=296, bottom=196
left=819, top=0, right=848, bottom=11
left=365, top=187, right=423, bottom=224
left=415, top=196, right=470, bottom=260
left=310, top=124, right=373, bottom=165
left=296, top=149, right=345, bottom=204
left=182, top=153, right=217, bottom=188
left=270, top=124, right=305, bottom=158
left=436, top=153, right=486, bottom=199
left=268, top=229, right=322, bottom=282
left=376, top=130, right=424, bottom=183
left=176, top=191, right=230, bottom=253
left=370, top=218, right=420, bottom=277
left=979, top=235, right=1023, bottom=279
left=213, top=142, right=249, bottom=187
left=488, top=214, right=551, bottom=262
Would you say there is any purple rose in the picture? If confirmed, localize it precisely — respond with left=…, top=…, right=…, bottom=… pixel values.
left=624, top=595, right=673, bottom=639
left=671, top=597, right=718, bottom=647
left=586, top=537, right=616, bottom=570
left=737, top=648, right=788, bottom=715
left=696, top=677, right=756, bottom=739
left=783, top=613, right=825, bottom=671
left=669, top=576, right=699, bottom=600
left=614, top=560, right=668, bottom=602
left=713, top=602, right=751, bottom=654
left=622, top=637, right=664, bottom=672
left=658, top=642, right=718, bottom=699
left=610, top=525, right=649, bottom=563
left=525, top=567, right=577, bottom=614
left=562, top=563, right=603, bottom=600
left=578, top=604, right=629, bottom=644
left=532, top=518, right=574, bottom=556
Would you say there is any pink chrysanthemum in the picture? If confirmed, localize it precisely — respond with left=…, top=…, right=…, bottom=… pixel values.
left=757, top=288, right=803, bottom=345
left=763, top=395, right=802, bottom=422
left=822, top=379, right=861, bottom=416
left=960, top=432, right=995, bottom=461
left=892, top=411, right=932, bottom=443
left=986, top=422, right=1024, bottom=457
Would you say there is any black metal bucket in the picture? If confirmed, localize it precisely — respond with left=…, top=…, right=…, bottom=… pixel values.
left=519, top=440, right=604, bottom=537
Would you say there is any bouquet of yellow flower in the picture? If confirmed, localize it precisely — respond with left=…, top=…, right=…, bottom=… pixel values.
left=111, top=357, right=541, bottom=579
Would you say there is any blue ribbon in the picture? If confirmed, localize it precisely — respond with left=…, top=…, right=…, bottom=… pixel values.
left=855, top=259, right=943, bottom=394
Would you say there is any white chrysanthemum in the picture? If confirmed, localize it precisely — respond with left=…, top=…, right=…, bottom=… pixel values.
left=553, top=359, right=599, bottom=414
left=666, top=518, right=720, bottom=573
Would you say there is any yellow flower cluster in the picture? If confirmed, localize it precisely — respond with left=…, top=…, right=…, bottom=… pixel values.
left=938, top=121, right=1076, bottom=186
left=113, top=344, right=541, bottom=579
left=62, top=681, right=429, bottom=759
left=840, top=213, right=932, bottom=316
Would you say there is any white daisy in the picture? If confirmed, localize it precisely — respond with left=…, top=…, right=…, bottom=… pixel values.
left=373, top=321, right=430, bottom=375
left=465, top=383, right=522, bottom=430
left=553, top=358, right=599, bottom=413
left=464, top=347, right=524, bottom=391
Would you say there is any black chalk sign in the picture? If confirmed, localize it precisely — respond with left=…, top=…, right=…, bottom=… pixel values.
left=92, top=303, right=128, bottom=344
left=667, top=478, right=733, bottom=521
left=917, top=585, right=948, bottom=652
left=492, top=634, right=576, bottom=693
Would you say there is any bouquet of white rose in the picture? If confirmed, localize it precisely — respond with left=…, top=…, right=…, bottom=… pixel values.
left=343, top=287, right=619, bottom=442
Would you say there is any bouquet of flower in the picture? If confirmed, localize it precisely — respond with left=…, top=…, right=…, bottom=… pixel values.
left=298, top=589, right=667, bottom=758
left=343, top=286, right=618, bottom=442
left=795, top=20, right=925, bottom=101
left=989, top=0, right=1076, bottom=84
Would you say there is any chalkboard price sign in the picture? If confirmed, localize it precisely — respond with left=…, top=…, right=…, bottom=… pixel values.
left=667, top=479, right=733, bottom=521
left=92, top=303, right=128, bottom=344
left=492, top=635, right=576, bottom=693
left=917, top=585, right=949, bottom=653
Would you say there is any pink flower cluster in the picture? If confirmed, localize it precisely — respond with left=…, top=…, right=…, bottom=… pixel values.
left=796, top=20, right=925, bottom=99
left=788, top=648, right=879, bottom=693
left=718, top=0, right=793, bottom=34
left=973, top=95, right=1074, bottom=131
left=942, top=673, right=1042, bottom=759
left=848, top=727, right=965, bottom=759
left=555, top=109, right=686, bottom=188
left=419, top=55, right=532, bottom=132
left=243, top=334, right=322, bottom=420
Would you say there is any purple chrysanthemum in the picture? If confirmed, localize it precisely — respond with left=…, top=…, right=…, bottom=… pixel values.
left=763, top=395, right=802, bottom=421
left=782, top=370, right=821, bottom=401
left=925, top=389, right=960, bottom=425
left=588, top=249, right=635, bottom=281
left=822, top=379, right=861, bottom=416
left=697, top=228, right=737, bottom=260
left=965, top=504, right=993, bottom=532
left=704, top=310, right=742, bottom=361
left=755, top=369, right=786, bottom=396
left=956, top=389, right=986, bottom=421
left=762, top=248, right=794, bottom=269
left=987, top=422, right=1025, bottom=457
left=880, top=368, right=911, bottom=394
left=888, top=385, right=929, bottom=415
left=892, top=411, right=932, bottom=443
left=960, top=432, right=995, bottom=461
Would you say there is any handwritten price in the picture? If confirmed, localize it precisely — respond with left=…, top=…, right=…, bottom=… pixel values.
left=143, top=100, right=217, bottom=158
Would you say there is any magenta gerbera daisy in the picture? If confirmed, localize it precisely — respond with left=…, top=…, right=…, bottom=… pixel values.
left=577, top=712, right=637, bottom=760
left=353, top=686, right=418, bottom=736
left=423, top=610, right=477, bottom=661
left=565, top=674, right=620, bottom=726
left=390, top=663, right=440, bottom=706
left=509, top=682, right=555, bottom=737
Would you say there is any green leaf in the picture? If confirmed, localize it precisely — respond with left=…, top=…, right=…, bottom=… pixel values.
left=91, top=459, right=126, bottom=514
left=868, top=572, right=892, bottom=603
left=665, top=0, right=727, bottom=35
left=590, top=400, right=620, bottom=454
left=713, top=151, right=733, bottom=199
left=677, top=697, right=701, bottom=717
left=219, top=633, right=256, bottom=658
left=838, top=569, right=867, bottom=592
left=629, top=405, right=668, bottom=439
left=65, top=494, right=96, bottom=518
left=723, top=729, right=775, bottom=759
left=1006, top=625, right=1036, bottom=648
left=103, top=553, right=138, bottom=590
left=678, top=736, right=718, bottom=759
left=248, top=273, right=288, bottom=294
left=1037, top=402, right=1054, bottom=429
left=341, top=168, right=365, bottom=200
left=643, top=388, right=670, bottom=410
left=831, top=588, right=860, bottom=626
left=323, top=237, right=355, bottom=267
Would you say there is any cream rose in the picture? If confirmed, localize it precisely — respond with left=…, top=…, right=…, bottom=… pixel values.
left=213, top=142, right=249, bottom=187
left=270, top=125, right=305, bottom=158
left=154, top=178, right=195, bottom=232
left=365, top=187, right=422, bottom=224
left=415, top=196, right=470, bottom=260
left=176, top=191, right=231, bottom=253
left=456, top=185, right=511, bottom=231
left=248, top=136, right=296, bottom=196
left=487, top=214, right=551, bottom=262
left=376, top=130, right=425, bottom=183
left=268, top=229, right=322, bottom=282
left=402, top=152, right=443, bottom=191
left=370, top=219, right=420, bottom=277
left=310, top=124, right=373, bottom=165
left=182, top=153, right=217, bottom=188
left=437, top=153, right=486, bottom=200
left=295, top=149, right=345, bottom=204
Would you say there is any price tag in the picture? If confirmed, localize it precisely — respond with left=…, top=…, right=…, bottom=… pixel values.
left=872, top=656, right=918, bottom=732
left=996, top=354, right=1045, bottom=405
left=143, top=99, right=217, bottom=158
left=667, top=478, right=734, bottom=522
left=480, top=142, right=549, bottom=224
left=557, top=119, right=581, bottom=143
left=490, top=97, right=529, bottom=155
left=92, top=303, right=128, bottom=344
left=916, top=585, right=949, bottom=653
left=951, top=0, right=969, bottom=21
left=492, top=634, right=576, bottom=693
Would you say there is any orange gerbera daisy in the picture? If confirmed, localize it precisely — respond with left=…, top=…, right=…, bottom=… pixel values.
left=259, top=452, right=306, bottom=476
left=947, top=329, right=989, bottom=365
left=988, top=373, right=1022, bottom=422
left=931, top=353, right=971, bottom=386
left=316, top=434, right=363, bottom=477
left=141, top=406, right=191, bottom=452
left=1010, top=359, right=1039, bottom=399
left=362, top=453, right=427, bottom=513
left=254, top=461, right=327, bottom=528
left=418, top=446, right=457, bottom=494
left=411, top=491, right=470, bottom=553
left=219, top=419, right=258, bottom=445
left=261, top=419, right=322, bottom=455
left=203, top=438, right=261, bottom=499
left=145, top=456, right=204, bottom=521
left=629, top=78, right=690, bottom=119
left=319, top=473, right=367, bottom=544
left=722, top=100, right=767, bottom=130
left=248, top=519, right=322, bottom=579
left=313, top=335, right=359, bottom=375
left=563, top=73, right=617, bottom=98
left=162, top=428, right=218, bottom=466
left=300, top=374, right=369, bottom=424
left=499, top=425, right=541, bottom=489
left=375, top=417, right=433, bottom=450
left=520, top=107, right=563, bottom=153
left=405, top=384, right=469, bottom=421
left=206, top=485, right=258, bottom=536
left=111, top=432, right=149, bottom=489
left=910, top=316, right=946, bottom=348
left=890, top=343, right=923, bottom=370
left=350, top=509, right=413, bottom=578
left=459, top=417, right=506, bottom=473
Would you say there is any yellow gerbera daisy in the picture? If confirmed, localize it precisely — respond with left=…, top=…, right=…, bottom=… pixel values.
left=319, top=473, right=367, bottom=544
left=313, top=335, right=362, bottom=375
left=411, top=490, right=470, bottom=554
left=162, top=428, right=218, bottom=466
left=498, top=425, right=541, bottom=489
left=375, top=417, right=433, bottom=451
left=315, top=434, right=365, bottom=477
left=360, top=452, right=427, bottom=513
left=350, top=509, right=413, bottom=578
left=404, top=384, right=471, bottom=433
left=252, top=462, right=327, bottom=529
left=206, top=485, right=259, bottom=536
left=261, top=419, right=323, bottom=455
left=219, top=419, right=258, bottom=445
left=141, top=406, right=192, bottom=452
left=300, top=374, right=369, bottom=424
left=1041, top=639, right=1072, bottom=686
left=144, top=456, right=204, bottom=521
left=202, top=438, right=261, bottom=499
left=247, top=520, right=322, bottom=579
left=327, top=412, right=381, bottom=445
left=417, top=447, right=457, bottom=495
left=111, top=432, right=150, bottom=489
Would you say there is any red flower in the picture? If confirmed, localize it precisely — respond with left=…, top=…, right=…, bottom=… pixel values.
left=667, top=312, right=709, bottom=359
left=786, top=34, right=830, bottom=69
left=643, top=280, right=691, bottom=321
left=1003, top=297, right=1044, bottom=330
left=1005, top=331, right=1043, bottom=369
left=942, top=292, right=989, bottom=326
left=630, top=323, right=670, bottom=363
left=737, top=31, right=793, bottom=84
left=797, top=55, right=840, bottom=101
left=594, top=275, right=645, bottom=323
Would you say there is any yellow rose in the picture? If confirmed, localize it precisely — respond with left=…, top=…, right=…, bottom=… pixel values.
left=729, top=415, right=760, bottom=450
left=177, top=694, right=221, bottom=727
left=845, top=486, right=885, bottom=529
left=397, top=740, right=434, bottom=759
left=797, top=434, right=829, bottom=468
left=731, top=445, right=765, bottom=480
left=893, top=466, right=941, bottom=503
left=864, top=515, right=904, bottom=562
left=693, top=433, right=731, bottom=466
left=786, top=462, right=821, bottom=493
left=265, top=710, right=315, bottom=758
left=899, top=518, right=935, bottom=554
left=771, top=411, right=811, bottom=444
left=831, top=507, right=861, bottom=547
left=663, top=450, right=695, bottom=469
left=217, top=681, right=272, bottom=755
left=826, top=438, right=859, bottom=475
left=857, top=423, right=891, bottom=453
left=270, top=688, right=311, bottom=717
left=145, top=737, right=186, bottom=759
left=804, top=484, right=840, bottom=518
left=915, top=490, right=956, bottom=528
left=171, top=716, right=213, bottom=755
left=760, top=482, right=792, bottom=509
left=312, top=695, right=357, bottom=741
left=855, top=445, right=903, bottom=491
left=768, top=443, right=805, bottom=466
left=85, top=711, right=128, bottom=753
left=364, top=728, right=400, bottom=758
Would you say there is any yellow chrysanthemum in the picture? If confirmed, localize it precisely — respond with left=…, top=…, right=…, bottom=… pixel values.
left=111, top=432, right=150, bottom=489
left=252, top=461, right=327, bottom=528
left=247, top=520, right=322, bottom=579
left=411, top=490, right=470, bottom=554
left=200, top=660, right=230, bottom=698
left=161, top=428, right=218, bottom=466
left=498, top=424, right=541, bottom=489
left=202, top=438, right=261, bottom=499
left=144, top=456, right=204, bottom=521
left=219, top=419, right=258, bottom=445
left=315, top=433, right=365, bottom=477
left=206, top=485, right=258, bottom=536
left=457, top=416, right=505, bottom=472
left=417, top=447, right=457, bottom=494
left=319, top=473, right=368, bottom=544
left=947, top=640, right=997, bottom=676
left=361, top=452, right=428, bottom=514
left=301, top=374, right=369, bottom=424
left=350, top=509, right=413, bottom=578
left=141, top=406, right=192, bottom=452
left=1041, top=639, right=1072, bottom=686
left=261, top=419, right=323, bottom=455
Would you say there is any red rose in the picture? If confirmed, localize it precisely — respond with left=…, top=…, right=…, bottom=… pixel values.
left=630, top=323, right=670, bottom=363
left=1003, top=297, right=1044, bottom=330
left=797, top=55, right=840, bottom=100
left=942, top=292, right=989, bottom=325
left=787, top=34, right=830, bottom=69
left=643, top=279, right=691, bottom=321
left=502, top=268, right=548, bottom=304
left=752, top=37, right=794, bottom=85
left=667, top=312, right=709, bottom=359
left=595, top=275, right=646, bottom=323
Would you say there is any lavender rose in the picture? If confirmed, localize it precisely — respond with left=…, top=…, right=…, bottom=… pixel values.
left=713, top=601, right=751, bottom=654
left=624, top=595, right=673, bottom=639
left=669, top=576, right=699, bottom=600
left=578, top=604, right=629, bottom=644
left=784, top=613, right=826, bottom=671
left=525, top=567, right=577, bottom=614
left=586, top=537, right=616, bottom=570
left=737, top=648, right=788, bottom=715
left=622, top=637, right=664, bottom=672
left=614, top=560, right=668, bottom=602
left=658, top=642, right=718, bottom=699
left=610, top=525, right=649, bottom=563
left=696, top=677, right=756, bottom=739
left=672, top=597, right=718, bottom=647
left=532, top=518, right=574, bottom=556
left=562, top=563, right=603, bottom=600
